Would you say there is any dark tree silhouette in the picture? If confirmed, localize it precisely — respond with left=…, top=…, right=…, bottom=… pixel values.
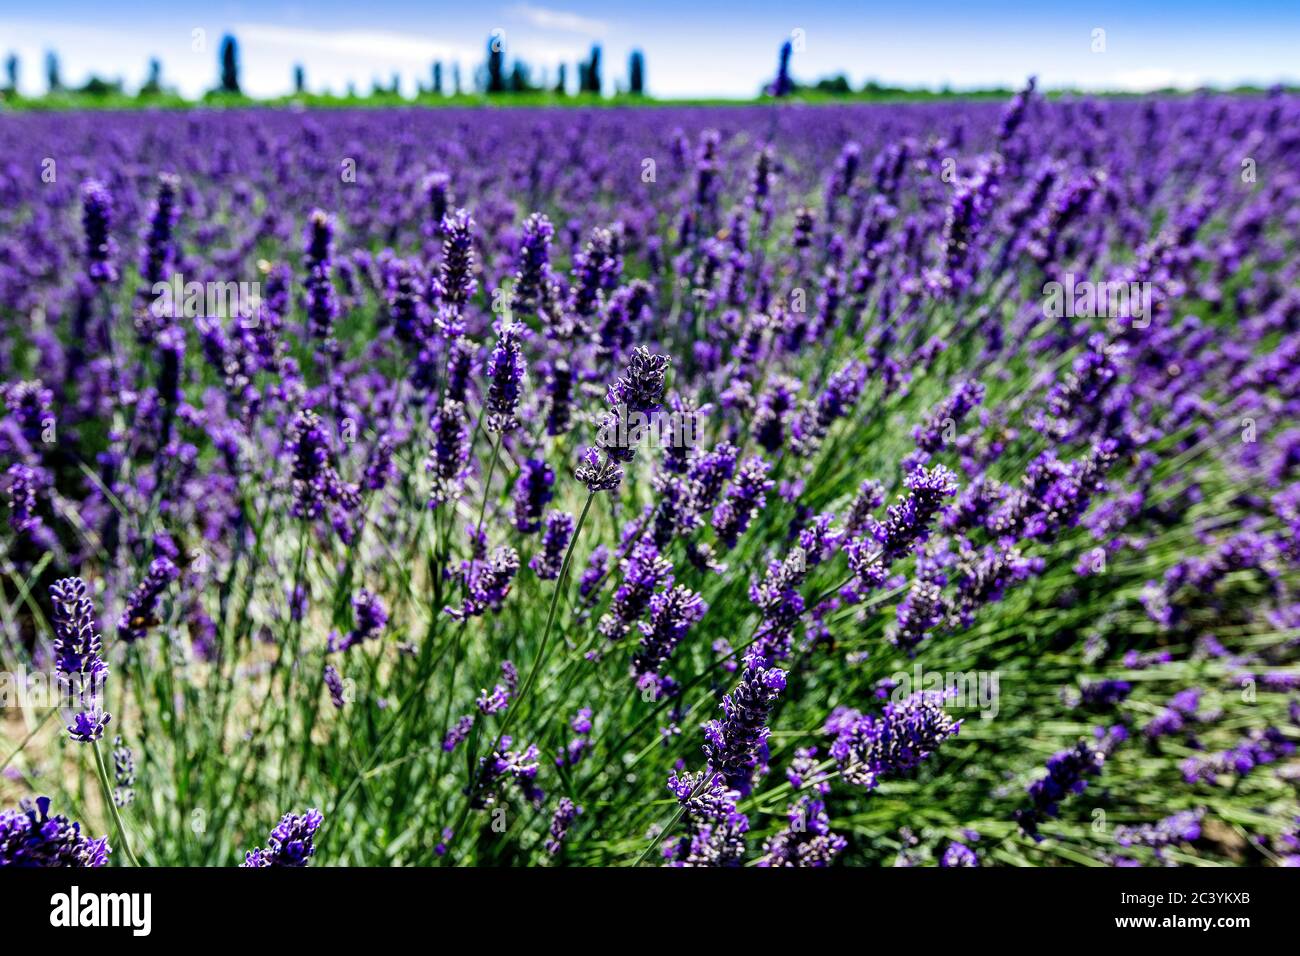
left=45, top=51, right=61, bottom=93
left=583, top=45, right=602, bottom=94
left=4, top=53, right=17, bottom=92
left=432, top=61, right=443, bottom=94
left=141, top=58, right=163, bottom=95
left=628, top=50, right=645, bottom=96
left=486, top=34, right=505, bottom=93
left=219, top=35, right=240, bottom=93
left=555, top=62, right=567, bottom=96
left=453, top=63, right=462, bottom=95
left=293, top=64, right=305, bottom=94
left=509, top=61, right=534, bottom=93
left=770, top=40, right=794, bottom=97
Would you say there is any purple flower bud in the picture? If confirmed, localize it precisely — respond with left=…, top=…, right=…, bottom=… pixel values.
left=324, top=664, right=346, bottom=709
left=80, top=180, right=118, bottom=284
left=512, top=212, right=554, bottom=315
left=119, top=557, right=179, bottom=644
left=599, top=541, right=673, bottom=641
left=712, top=455, right=773, bottom=550
left=530, top=511, right=574, bottom=580
left=632, top=585, right=706, bottom=694
left=302, top=209, right=339, bottom=341
left=0, top=797, right=110, bottom=866
left=242, top=809, right=323, bottom=867
left=436, top=208, right=477, bottom=307
left=545, top=797, right=582, bottom=855
left=829, top=691, right=961, bottom=791
left=513, top=459, right=556, bottom=534
left=1015, top=739, right=1106, bottom=839
left=446, top=546, right=520, bottom=620
left=51, top=577, right=110, bottom=743
left=703, top=660, right=786, bottom=794
left=485, top=321, right=526, bottom=433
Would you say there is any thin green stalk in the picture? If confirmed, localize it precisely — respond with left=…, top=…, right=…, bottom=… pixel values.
left=447, top=489, right=596, bottom=863
left=92, top=738, right=141, bottom=867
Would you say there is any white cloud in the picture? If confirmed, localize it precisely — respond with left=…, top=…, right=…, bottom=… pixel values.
left=507, top=4, right=608, bottom=38
left=232, top=23, right=477, bottom=64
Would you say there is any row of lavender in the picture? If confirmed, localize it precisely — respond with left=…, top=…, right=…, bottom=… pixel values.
left=1, top=88, right=1298, bottom=866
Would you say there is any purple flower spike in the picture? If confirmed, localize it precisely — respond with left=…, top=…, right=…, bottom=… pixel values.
left=80, top=180, right=118, bottom=284
left=485, top=321, right=526, bottom=433
left=118, top=557, right=179, bottom=644
left=829, top=691, right=961, bottom=791
left=702, top=658, right=787, bottom=794
left=530, top=511, right=574, bottom=580
left=0, top=797, right=110, bottom=867
left=242, top=809, right=324, bottom=867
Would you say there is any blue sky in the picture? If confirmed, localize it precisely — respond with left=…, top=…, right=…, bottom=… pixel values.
left=3, top=1, right=1298, bottom=98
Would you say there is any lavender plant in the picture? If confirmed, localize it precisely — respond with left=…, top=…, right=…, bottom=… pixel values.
left=1, top=88, right=1298, bottom=870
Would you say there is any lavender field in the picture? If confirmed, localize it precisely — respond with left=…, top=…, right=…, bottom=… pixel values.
left=2, top=91, right=1299, bottom=868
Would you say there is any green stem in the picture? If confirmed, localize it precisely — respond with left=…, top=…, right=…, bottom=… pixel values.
left=92, top=738, right=142, bottom=867
left=447, top=489, right=596, bottom=863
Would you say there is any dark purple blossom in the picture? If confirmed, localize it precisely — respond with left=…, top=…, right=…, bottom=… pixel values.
left=427, top=399, right=471, bottom=508
left=941, top=841, right=979, bottom=867
left=118, top=557, right=179, bottom=644
left=469, top=736, right=543, bottom=809
left=1015, top=740, right=1106, bottom=839
left=758, top=797, right=847, bottom=867
left=485, top=321, right=526, bottom=433
left=327, top=589, right=388, bottom=653
left=436, top=208, right=477, bottom=307
left=530, top=511, right=574, bottom=580
left=0, top=797, right=110, bottom=867
left=50, top=577, right=110, bottom=743
left=545, top=797, right=582, bottom=855
left=663, top=770, right=748, bottom=867
left=80, top=179, right=118, bottom=284
left=302, top=209, right=339, bottom=341
left=446, top=546, right=520, bottom=620
left=1182, top=728, right=1294, bottom=785
left=324, top=664, right=346, bottom=709
left=442, top=714, right=475, bottom=752
left=512, top=212, right=554, bottom=315
left=513, top=459, right=555, bottom=533
left=632, top=585, right=706, bottom=696
left=242, top=809, right=324, bottom=867
left=829, top=691, right=961, bottom=791
left=599, top=540, right=673, bottom=641
left=702, top=658, right=786, bottom=794
left=712, top=455, right=773, bottom=550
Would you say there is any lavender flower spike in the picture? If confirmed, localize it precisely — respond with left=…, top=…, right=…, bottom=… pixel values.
left=702, top=657, right=787, bottom=794
left=0, top=797, right=110, bottom=867
left=530, top=511, right=575, bottom=580
left=712, top=455, right=774, bottom=550
left=1015, top=739, right=1106, bottom=839
left=80, top=179, right=118, bottom=284
left=545, top=797, right=582, bottom=856
left=50, top=577, right=110, bottom=743
left=485, top=321, right=526, bottom=433
left=242, top=809, right=324, bottom=867
left=846, top=464, right=958, bottom=589
left=632, top=585, right=707, bottom=696
left=118, top=557, right=180, bottom=644
left=829, top=691, right=961, bottom=791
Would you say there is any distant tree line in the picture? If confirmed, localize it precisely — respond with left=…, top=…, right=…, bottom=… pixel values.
left=478, top=36, right=644, bottom=96
left=1, top=33, right=649, bottom=102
